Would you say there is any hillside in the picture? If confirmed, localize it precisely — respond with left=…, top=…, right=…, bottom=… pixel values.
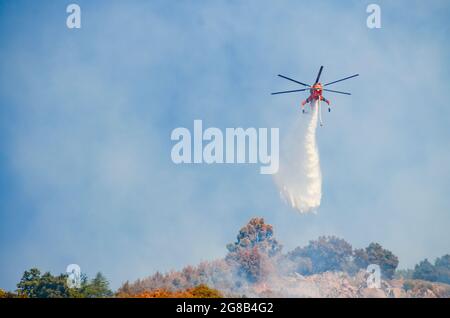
left=119, top=218, right=450, bottom=298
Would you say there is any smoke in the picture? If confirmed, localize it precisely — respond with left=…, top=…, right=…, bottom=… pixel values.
left=121, top=217, right=403, bottom=298
left=274, top=100, right=322, bottom=213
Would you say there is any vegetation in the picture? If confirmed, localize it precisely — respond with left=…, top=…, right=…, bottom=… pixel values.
left=120, top=284, right=222, bottom=298
left=14, top=268, right=112, bottom=298
left=226, top=217, right=282, bottom=257
left=0, top=288, right=23, bottom=298
left=119, top=218, right=403, bottom=294
left=402, top=279, right=450, bottom=298
left=17, top=268, right=70, bottom=298
left=225, top=217, right=281, bottom=283
left=354, top=243, right=399, bottom=279
left=0, top=218, right=448, bottom=298
left=412, top=255, right=450, bottom=284
left=288, top=236, right=355, bottom=275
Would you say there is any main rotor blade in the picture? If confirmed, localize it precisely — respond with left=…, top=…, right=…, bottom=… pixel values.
left=323, top=88, right=351, bottom=95
left=324, top=74, right=359, bottom=86
left=277, top=74, right=310, bottom=87
left=271, top=88, right=309, bottom=95
left=315, top=66, right=324, bottom=84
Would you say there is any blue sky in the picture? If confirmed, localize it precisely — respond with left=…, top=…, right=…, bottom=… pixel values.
left=0, top=0, right=449, bottom=290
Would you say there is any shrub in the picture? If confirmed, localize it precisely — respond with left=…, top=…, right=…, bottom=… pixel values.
left=354, top=243, right=399, bottom=279
left=131, top=284, right=222, bottom=298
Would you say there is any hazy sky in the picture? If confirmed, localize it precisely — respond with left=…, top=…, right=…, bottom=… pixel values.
left=1, top=0, right=449, bottom=290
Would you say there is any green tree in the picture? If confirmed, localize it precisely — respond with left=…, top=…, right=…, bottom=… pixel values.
left=354, top=243, right=399, bottom=279
left=81, top=272, right=113, bottom=298
left=16, top=268, right=42, bottom=298
left=67, top=273, right=89, bottom=298
left=16, top=268, right=113, bottom=298
left=17, top=268, right=70, bottom=298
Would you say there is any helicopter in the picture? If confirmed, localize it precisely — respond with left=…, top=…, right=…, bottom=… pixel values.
left=272, top=66, right=359, bottom=126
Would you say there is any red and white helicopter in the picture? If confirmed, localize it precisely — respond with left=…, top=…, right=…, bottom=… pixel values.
left=272, top=66, right=358, bottom=126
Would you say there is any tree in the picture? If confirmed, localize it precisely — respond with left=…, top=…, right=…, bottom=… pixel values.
left=226, top=218, right=282, bottom=257
left=226, top=218, right=281, bottom=283
left=16, top=267, right=112, bottom=298
left=16, top=268, right=42, bottom=298
left=288, top=236, right=354, bottom=274
left=16, top=268, right=70, bottom=298
left=82, top=272, right=113, bottom=297
left=354, top=243, right=399, bottom=279
left=68, top=272, right=113, bottom=298
left=36, top=272, right=70, bottom=298
left=412, top=259, right=438, bottom=281
left=231, top=247, right=267, bottom=283
left=412, top=255, right=450, bottom=284
left=435, top=255, right=450, bottom=284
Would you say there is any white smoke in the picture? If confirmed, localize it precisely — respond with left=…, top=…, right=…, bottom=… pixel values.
left=274, top=100, right=322, bottom=213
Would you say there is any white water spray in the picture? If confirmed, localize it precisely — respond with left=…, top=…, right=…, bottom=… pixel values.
left=274, top=100, right=322, bottom=213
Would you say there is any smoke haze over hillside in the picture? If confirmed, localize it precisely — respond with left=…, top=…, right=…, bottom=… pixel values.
left=0, top=1, right=449, bottom=292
